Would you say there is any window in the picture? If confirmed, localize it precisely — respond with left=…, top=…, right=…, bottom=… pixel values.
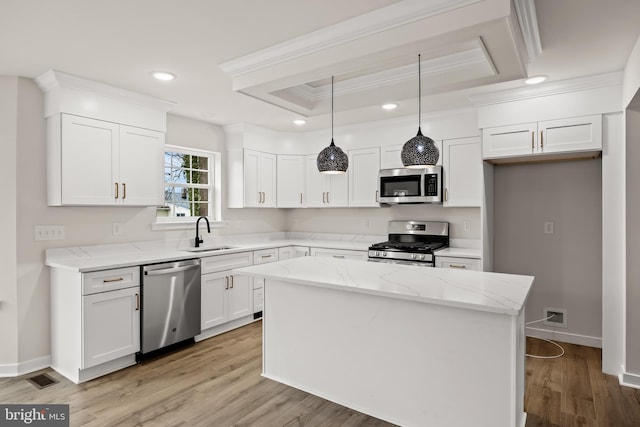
left=156, top=145, right=221, bottom=225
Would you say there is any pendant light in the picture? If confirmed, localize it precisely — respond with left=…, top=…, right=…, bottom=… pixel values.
left=401, top=54, right=439, bottom=168
left=317, top=76, right=348, bottom=174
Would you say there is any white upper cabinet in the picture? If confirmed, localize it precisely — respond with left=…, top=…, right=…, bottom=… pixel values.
left=58, top=115, right=163, bottom=206
left=277, top=155, right=305, bottom=207
left=243, top=149, right=276, bottom=208
left=305, top=155, right=348, bottom=207
left=443, top=137, right=482, bottom=207
left=380, top=141, right=443, bottom=169
left=36, top=70, right=172, bottom=207
left=482, top=115, right=602, bottom=163
left=348, top=148, right=380, bottom=207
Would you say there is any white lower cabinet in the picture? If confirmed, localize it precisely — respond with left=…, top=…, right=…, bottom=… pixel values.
left=200, top=252, right=254, bottom=331
left=310, top=247, right=368, bottom=261
left=252, top=249, right=280, bottom=314
left=435, top=256, right=482, bottom=271
left=82, top=287, right=140, bottom=369
left=50, top=266, right=141, bottom=383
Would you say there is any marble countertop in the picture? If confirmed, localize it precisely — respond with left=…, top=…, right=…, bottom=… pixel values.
left=234, top=257, right=533, bottom=316
left=45, top=238, right=374, bottom=272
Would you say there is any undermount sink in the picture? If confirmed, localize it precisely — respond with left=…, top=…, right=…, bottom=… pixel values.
left=183, top=246, right=235, bottom=253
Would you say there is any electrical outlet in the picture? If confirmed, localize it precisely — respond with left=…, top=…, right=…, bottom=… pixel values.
left=364, top=218, right=370, bottom=229
left=112, top=222, right=123, bottom=236
left=544, top=221, right=554, bottom=234
left=34, top=225, right=66, bottom=241
left=543, top=307, right=567, bottom=328
left=464, top=221, right=471, bottom=232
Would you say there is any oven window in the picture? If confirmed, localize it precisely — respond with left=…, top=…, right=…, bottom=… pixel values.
left=381, top=176, right=421, bottom=197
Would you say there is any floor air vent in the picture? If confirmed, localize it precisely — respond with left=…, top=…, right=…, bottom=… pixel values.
left=27, top=373, right=58, bottom=389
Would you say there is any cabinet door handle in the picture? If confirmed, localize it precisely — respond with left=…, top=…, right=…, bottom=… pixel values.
left=135, top=293, right=140, bottom=311
left=449, top=264, right=466, bottom=269
left=540, top=131, right=544, bottom=149
left=327, top=192, right=330, bottom=204
left=115, top=183, right=119, bottom=199
left=531, top=131, right=534, bottom=151
left=230, top=275, right=234, bottom=289
left=103, top=277, right=124, bottom=283
left=444, top=188, right=448, bottom=202
left=225, top=276, right=229, bottom=290
left=122, top=182, right=126, bottom=200
left=300, top=193, right=303, bottom=204
left=322, top=192, right=326, bottom=203
left=375, top=190, right=379, bottom=202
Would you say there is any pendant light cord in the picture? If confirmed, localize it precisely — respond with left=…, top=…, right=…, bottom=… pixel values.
left=418, top=54, right=421, bottom=131
left=331, top=76, right=334, bottom=141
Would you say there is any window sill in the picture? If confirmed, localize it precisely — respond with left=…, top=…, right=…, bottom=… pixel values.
left=152, top=219, right=226, bottom=231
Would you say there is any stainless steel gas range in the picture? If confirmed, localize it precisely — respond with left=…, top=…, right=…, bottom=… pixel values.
left=368, top=220, right=449, bottom=267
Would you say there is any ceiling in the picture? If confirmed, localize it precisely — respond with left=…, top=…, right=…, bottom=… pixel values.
left=1, top=0, right=639, bottom=132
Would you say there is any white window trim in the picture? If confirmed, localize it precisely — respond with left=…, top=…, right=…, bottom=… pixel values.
left=153, top=144, right=222, bottom=230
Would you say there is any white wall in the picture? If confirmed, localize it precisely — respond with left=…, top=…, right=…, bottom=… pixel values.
left=494, top=159, right=603, bottom=346
left=625, top=107, right=640, bottom=376
left=0, top=77, right=19, bottom=368
left=602, top=112, right=625, bottom=374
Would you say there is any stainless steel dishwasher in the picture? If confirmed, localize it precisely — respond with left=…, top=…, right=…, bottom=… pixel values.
left=140, top=259, right=201, bottom=355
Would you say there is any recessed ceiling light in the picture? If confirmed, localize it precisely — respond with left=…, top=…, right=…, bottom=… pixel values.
left=525, top=75, right=547, bottom=85
left=382, top=103, right=398, bottom=110
left=151, top=71, right=176, bottom=81
left=293, top=119, right=307, bottom=126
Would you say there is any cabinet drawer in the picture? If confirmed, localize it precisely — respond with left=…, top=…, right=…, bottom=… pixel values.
left=310, top=247, right=368, bottom=261
left=82, top=267, right=140, bottom=295
left=435, top=256, right=481, bottom=271
left=201, top=251, right=253, bottom=274
left=253, top=248, right=279, bottom=264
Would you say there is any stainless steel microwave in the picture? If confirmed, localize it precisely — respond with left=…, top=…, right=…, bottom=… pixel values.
left=378, top=167, right=443, bottom=205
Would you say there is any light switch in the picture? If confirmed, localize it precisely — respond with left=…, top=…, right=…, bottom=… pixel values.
left=544, top=221, right=554, bottom=234
left=112, top=222, right=123, bottom=236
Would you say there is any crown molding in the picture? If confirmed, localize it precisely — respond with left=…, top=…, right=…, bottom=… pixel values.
left=219, top=0, right=483, bottom=77
left=513, top=0, right=541, bottom=61
left=468, top=71, right=623, bottom=106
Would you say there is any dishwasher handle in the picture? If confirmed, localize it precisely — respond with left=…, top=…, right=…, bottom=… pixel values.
left=144, top=263, right=201, bottom=276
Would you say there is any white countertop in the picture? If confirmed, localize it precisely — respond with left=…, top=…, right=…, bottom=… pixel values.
left=234, top=257, right=533, bottom=316
left=45, top=238, right=374, bottom=272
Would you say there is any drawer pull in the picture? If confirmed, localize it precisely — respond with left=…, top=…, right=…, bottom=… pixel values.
left=261, top=255, right=272, bottom=258
left=449, top=264, right=466, bottom=269
left=332, top=255, right=345, bottom=259
left=103, top=277, right=124, bottom=283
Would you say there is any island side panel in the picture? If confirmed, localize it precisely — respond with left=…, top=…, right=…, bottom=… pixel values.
left=263, top=279, right=524, bottom=427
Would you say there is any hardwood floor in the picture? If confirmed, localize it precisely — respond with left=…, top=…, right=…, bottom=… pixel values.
left=1, top=322, right=638, bottom=426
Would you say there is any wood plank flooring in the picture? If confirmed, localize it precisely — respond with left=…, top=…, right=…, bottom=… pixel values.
left=1, top=322, right=638, bottom=426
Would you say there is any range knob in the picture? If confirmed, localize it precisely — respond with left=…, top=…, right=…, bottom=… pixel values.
left=419, top=254, right=425, bottom=260
left=411, top=253, right=417, bottom=260
left=375, top=251, right=380, bottom=257
left=382, top=251, right=387, bottom=257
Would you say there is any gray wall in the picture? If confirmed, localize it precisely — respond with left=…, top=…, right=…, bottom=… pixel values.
left=626, top=107, right=640, bottom=374
left=494, top=160, right=602, bottom=341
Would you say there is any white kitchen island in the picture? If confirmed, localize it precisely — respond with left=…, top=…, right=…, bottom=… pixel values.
left=234, top=257, right=534, bottom=427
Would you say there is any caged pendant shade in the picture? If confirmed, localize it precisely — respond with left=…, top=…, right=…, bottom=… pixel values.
left=317, top=76, right=348, bottom=174
left=401, top=54, right=439, bottom=168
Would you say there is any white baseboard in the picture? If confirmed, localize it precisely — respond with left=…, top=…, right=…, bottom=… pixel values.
left=0, top=355, right=51, bottom=377
left=620, top=371, right=640, bottom=389
left=526, top=327, right=602, bottom=348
